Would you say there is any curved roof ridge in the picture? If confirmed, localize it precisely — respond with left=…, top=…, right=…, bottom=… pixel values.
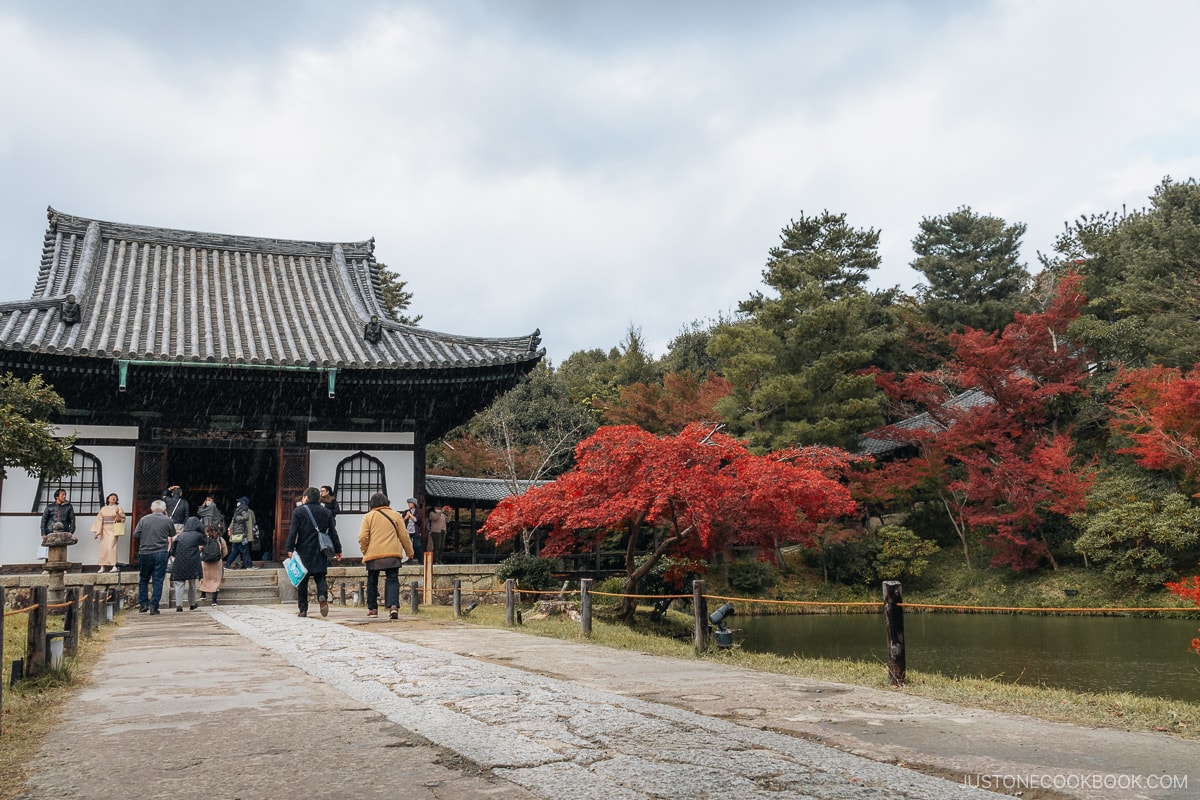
left=46, top=207, right=375, bottom=260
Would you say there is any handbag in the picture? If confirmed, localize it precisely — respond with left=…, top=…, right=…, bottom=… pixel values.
left=302, top=505, right=336, bottom=559
left=283, top=552, right=308, bottom=587
left=112, top=520, right=126, bottom=536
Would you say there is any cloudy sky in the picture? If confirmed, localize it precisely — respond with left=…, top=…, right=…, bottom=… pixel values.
left=2, top=1, right=1198, bottom=366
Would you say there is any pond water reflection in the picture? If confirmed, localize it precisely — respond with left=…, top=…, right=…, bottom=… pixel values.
left=736, top=613, right=1200, bottom=702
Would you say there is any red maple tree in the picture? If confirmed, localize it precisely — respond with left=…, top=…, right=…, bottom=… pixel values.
left=1122, top=365, right=1200, bottom=650
left=1109, top=363, right=1200, bottom=492
left=482, top=423, right=858, bottom=621
left=863, top=273, right=1093, bottom=570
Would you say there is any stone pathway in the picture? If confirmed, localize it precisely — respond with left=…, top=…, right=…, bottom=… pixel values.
left=214, top=605, right=1002, bottom=800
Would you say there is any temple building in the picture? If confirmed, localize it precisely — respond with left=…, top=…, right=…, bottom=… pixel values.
left=0, top=207, right=543, bottom=566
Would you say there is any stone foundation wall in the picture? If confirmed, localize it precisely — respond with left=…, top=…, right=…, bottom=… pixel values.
left=0, top=564, right=502, bottom=610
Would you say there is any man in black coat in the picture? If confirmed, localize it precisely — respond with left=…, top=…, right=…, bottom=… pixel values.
left=41, top=488, right=76, bottom=539
left=285, top=487, right=342, bottom=617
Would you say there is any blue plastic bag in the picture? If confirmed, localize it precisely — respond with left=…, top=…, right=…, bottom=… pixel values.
left=283, top=552, right=308, bottom=587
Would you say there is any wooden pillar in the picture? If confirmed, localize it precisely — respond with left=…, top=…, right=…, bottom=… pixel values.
left=505, top=579, right=516, bottom=626
left=25, top=586, right=48, bottom=679
left=409, top=581, right=419, bottom=615
left=883, top=580, right=906, bottom=687
left=81, top=584, right=94, bottom=639
left=452, top=579, right=462, bottom=618
left=580, top=578, right=593, bottom=638
left=63, top=588, right=79, bottom=657
left=423, top=551, right=433, bottom=605
left=692, top=579, right=708, bottom=653
left=1, top=585, right=5, bottom=732
left=470, top=502, right=479, bottom=564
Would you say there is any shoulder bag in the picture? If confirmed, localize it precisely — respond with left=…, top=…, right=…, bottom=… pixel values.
left=302, top=505, right=336, bottom=559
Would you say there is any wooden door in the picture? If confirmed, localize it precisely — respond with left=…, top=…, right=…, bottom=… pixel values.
left=130, top=443, right=168, bottom=563
left=275, top=446, right=309, bottom=557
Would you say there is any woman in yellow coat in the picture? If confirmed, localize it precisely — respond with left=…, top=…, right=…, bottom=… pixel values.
left=91, top=493, right=126, bottom=572
left=357, top=492, right=414, bottom=620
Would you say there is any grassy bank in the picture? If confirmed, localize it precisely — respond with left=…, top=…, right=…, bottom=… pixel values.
left=1, top=612, right=112, bottom=800
left=752, top=549, right=1200, bottom=614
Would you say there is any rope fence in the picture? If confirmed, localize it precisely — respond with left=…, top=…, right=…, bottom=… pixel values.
left=3, top=583, right=118, bottom=733
left=430, top=577, right=1200, bottom=688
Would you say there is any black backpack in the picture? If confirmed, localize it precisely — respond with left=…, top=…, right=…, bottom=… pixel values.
left=201, top=536, right=222, bottom=562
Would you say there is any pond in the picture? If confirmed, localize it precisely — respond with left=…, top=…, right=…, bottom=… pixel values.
left=735, top=612, right=1200, bottom=702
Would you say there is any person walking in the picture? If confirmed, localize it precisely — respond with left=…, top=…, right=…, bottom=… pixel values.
left=133, top=500, right=175, bottom=614
left=91, top=493, right=126, bottom=572
left=285, top=487, right=341, bottom=618
left=197, top=494, right=223, bottom=537
left=226, top=496, right=256, bottom=570
left=198, top=525, right=227, bottom=606
left=357, top=492, right=413, bottom=620
left=164, top=485, right=189, bottom=534
left=170, top=516, right=205, bottom=612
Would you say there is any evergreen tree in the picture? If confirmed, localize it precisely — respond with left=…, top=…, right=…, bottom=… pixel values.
left=710, top=211, right=899, bottom=451
left=1051, top=177, right=1200, bottom=368
left=911, top=206, right=1030, bottom=333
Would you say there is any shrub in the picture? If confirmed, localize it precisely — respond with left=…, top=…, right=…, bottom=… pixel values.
left=727, top=559, right=776, bottom=593
left=495, top=553, right=559, bottom=591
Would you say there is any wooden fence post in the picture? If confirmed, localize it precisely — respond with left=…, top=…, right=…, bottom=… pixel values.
left=693, top=579, right=709, bottom=652
left=580, top=578, right=593, bottom=638
left=505, top=579, right=516, bottom=626
left=63, top=588, right=79, bottom=657
left=81, top=585, right=94, bottom=639
left=409, top=581, right=419, bottom=615
left=883, top=580, right=906, bottom=687
left=25, top=586, right=48, bottom=679
left=423, top=551, right=433, bottom=606
left=452, top=579, right=462, bottom=618
left=1, top=585, right=6, bottom=734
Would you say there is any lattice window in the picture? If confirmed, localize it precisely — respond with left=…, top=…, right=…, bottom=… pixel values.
left=33, top=447, right=104, bottom=515
left=334, top=451, right=387, bottom=513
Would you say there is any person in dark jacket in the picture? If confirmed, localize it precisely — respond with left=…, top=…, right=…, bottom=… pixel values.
left=319, top=485, right=340, bottom=518
left=226, top=496, right=256, bottom=570
left=41, top=488, right=76, bottom=539
left=285, top=487, right=342, bottom=617
left=170, top=516, right=206, bottom=611
left=164, top=485, right=189, bottom=533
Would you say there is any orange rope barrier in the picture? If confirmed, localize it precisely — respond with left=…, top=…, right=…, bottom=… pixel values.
left=3, top=595, right=91, bottom=617
left=589, top=591, right=691, bottom=600
left=443, top=582, right=1197, bottom=615
left=704, top=594, right=883, bottom=607
left=900, top=602, right=1196, bottom=613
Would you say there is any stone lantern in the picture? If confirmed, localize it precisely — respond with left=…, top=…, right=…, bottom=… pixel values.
left=43, top=522, right=77, bottom=606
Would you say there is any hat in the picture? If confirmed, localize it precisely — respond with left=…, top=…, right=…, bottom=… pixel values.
left=407, top=497, right=418, bottom=505
left=237, top=496, right=250, bottom=506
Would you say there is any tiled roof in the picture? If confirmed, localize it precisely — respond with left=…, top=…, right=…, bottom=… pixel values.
left=859, top=388, right=994, bottom=455
left=0, top=208, right=544, bottom=371
left=425, top=474, right=549, bottom=504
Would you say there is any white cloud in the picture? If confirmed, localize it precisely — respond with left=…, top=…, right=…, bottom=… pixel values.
left=2, top=1, right=1199, bottom=365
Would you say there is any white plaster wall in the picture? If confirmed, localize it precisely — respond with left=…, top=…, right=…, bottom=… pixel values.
left=307, top=447, right=414, bottom=560
left=0, top=435, right=136, bottom=567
